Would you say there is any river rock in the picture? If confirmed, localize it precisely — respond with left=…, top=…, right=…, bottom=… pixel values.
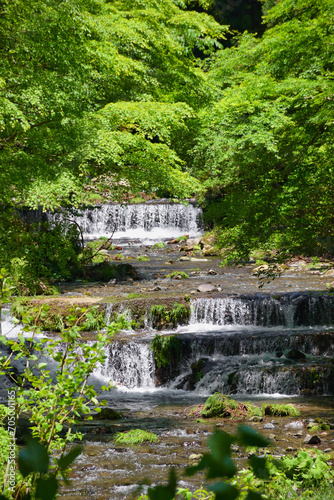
left=285, top=348, right=306, bottom=360
left=167, top=239, right=178, bottom=244
left=249, top=416, right=263, bottom=422
left=190, top=257, right=208, bottom=262
left=197, top=284, right=217, bottom=293
left=304, top=434, right=321, bottom=445
left=263, top=423, right=275, bottom=430
left=252, top=264, right=269, bottom=274
left=285, top=421, right=304, bottom=429
left=200, top=234, right=219, bottom=256
left=179, top=256, right=191, bottom=261
left=208, top=269, right=217, bottom=275
left=189, top=453, right=202, bottom=460
left=187, top=237, right=201, bottom=247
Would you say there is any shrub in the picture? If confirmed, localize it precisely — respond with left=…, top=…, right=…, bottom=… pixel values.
left=114, top=429, right=158, bottom=445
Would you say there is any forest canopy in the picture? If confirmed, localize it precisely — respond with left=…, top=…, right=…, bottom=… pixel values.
left=1, top=0, right=333, bottom=262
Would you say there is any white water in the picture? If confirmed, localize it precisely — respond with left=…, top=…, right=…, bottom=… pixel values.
left=48, top=202, right=203, bottom=243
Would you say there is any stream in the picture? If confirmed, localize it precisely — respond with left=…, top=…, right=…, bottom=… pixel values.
left=3, top=201, right=334, bottom=499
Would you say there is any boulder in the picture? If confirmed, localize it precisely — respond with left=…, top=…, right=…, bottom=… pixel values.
left=200, top=233, right=219, bottom=256
left=187, top=237, right=202, bottom=247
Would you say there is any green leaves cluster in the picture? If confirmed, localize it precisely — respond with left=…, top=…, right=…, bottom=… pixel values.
left=0, top=0, right=227, bottom=208
left=0, top=310, right=127, bottom=498
left=195, top=0, right=334, bottom=261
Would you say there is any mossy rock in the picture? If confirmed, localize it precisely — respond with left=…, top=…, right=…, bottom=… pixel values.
left=201, top=393, right=255, bottom=419
left=262, top=404, right=300, bottom=417
left=93, top=408, right=123, bottom=420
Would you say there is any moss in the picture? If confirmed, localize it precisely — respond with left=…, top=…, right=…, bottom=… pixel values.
left=129, top=196, right=146, bottom=204
left=150, top=334, right=181, bottom=368
left=151, top=302, right=190, bottom=329
left=165, top=271, right=189, bottom=279
left=152, top=242, right=166, bottom=250
left=114, top=429, right=158, bottom=445
left=200, top=393, right=260, bottom=419
left=92, top=408, right=122, bottom=420
left=262, top=404, right=300, bottom=417
left=126, top=293, right=140, bottom=299
left=137, top=255, right=150, bottom=262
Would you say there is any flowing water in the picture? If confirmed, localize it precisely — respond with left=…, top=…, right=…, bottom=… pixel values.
left=47, top=201, right=203, bottom=244
left=3, top=202, right=334, bottom=499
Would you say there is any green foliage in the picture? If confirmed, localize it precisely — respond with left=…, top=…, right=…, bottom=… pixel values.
left=10, top=302, right=105, bottom=332
left=152, top=242, right=166, bottom=250
left=114, top=429, right=158, bottom=445
left=0, top=0, right=227, bottom=208
left=177, top=236, right=189, bottom=242
left=0, top=309, right=128, bottom=497
left=137, top=255, right=150, bottom=262
left=262, top=404, right=300, bottom=417
left=165, top=271, right=189, bottom=279
left=280, top=450, right=334, bottom=488
left=195, top=0, right=334, bottom=262
left=0, top=213, right=82, bottom=294
left=151, top=303, right=190, bottom=329
left=139, top=423, right=334, bottom=500
left=150, top=334, right=181, bottom=368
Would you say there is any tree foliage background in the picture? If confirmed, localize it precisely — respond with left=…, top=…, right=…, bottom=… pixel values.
left=1, top=0, right=333, bottom=270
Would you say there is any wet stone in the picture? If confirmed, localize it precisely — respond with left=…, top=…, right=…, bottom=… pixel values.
left=197, top=284, right=217, bottom=293
left=285, top=421, right=304, bottom=430
left=304, top=434, right=321, bottom=445
left=263, top=423, right=275, bottom=430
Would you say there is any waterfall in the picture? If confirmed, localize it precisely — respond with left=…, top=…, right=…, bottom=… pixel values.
left=48, top=202, right=203, bottom=242
left=94, top=341, right=155, bottom=390
left=189, top=293, right=334, bottom=328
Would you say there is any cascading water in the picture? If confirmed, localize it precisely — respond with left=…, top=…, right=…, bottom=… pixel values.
left=99, top=294, right=334, bottom=396
left=48, top=202, right=203, bottom=243
left=93, top=340, right=155, bottom=390
left=189, top=294, right=334, bottom=328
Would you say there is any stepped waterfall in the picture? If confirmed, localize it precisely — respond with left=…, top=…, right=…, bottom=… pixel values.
left=99, top=294, right=334, bottom=396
